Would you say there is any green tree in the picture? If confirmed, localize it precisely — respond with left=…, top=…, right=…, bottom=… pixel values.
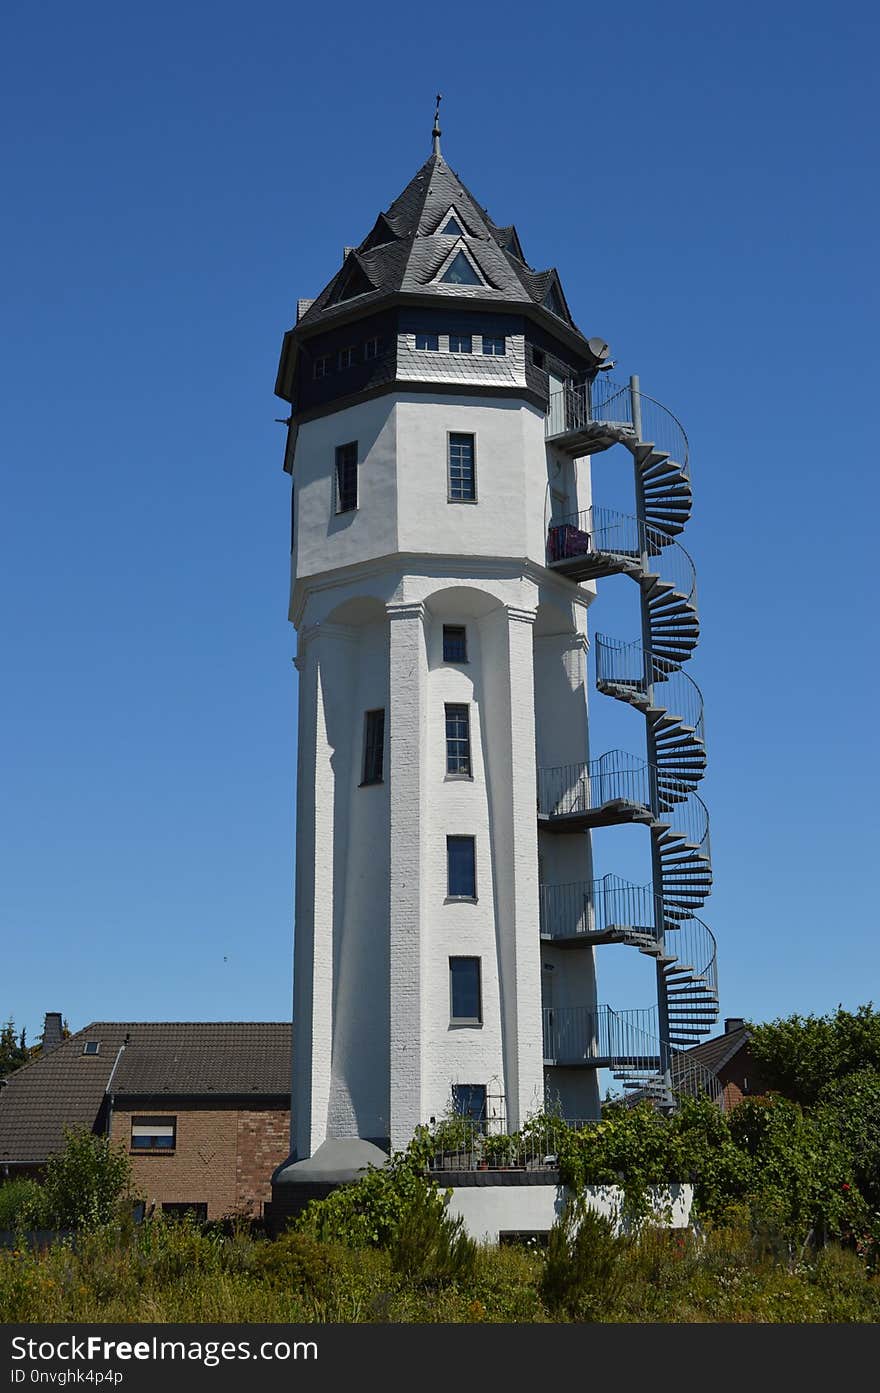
left=42, top=1127, right=138, bottom=1230
left=0, top=1018, right=29, bottom=1078
left=748, top=1004, right=880, bottom=1105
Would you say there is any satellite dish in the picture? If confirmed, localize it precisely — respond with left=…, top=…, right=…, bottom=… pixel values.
left=587, top=337, right=610, bottom=361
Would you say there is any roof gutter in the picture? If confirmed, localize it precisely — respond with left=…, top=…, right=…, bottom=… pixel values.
left=103, top=1037, right=129, bottom=1137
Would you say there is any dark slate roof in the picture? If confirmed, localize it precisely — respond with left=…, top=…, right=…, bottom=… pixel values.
left=295, top=152, right=584, bottom=337
left=0, top=1022, right=292, bottom=1165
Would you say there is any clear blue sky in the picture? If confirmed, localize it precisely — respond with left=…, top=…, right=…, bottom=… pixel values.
left=3, top=1, right=878, bottom=1044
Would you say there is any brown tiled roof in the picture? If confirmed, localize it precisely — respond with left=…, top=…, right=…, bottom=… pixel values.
left=677, top=1025, right=751, bottom=1077
left=0, top=1022, right=292, bottom=1165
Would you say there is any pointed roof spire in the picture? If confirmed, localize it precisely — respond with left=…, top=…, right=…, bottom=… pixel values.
left=432, top=93, right=442, bottom=158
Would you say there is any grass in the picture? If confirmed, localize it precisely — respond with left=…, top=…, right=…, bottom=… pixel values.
left=2, top=1215, right=879, bottom=1324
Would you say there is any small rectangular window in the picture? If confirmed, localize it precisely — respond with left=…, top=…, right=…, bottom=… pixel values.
left=362, top=709, right=385, bottom=785
left=445, top=703, right=471, bottom=776
left=82, top=1041, right=100, bottom=1056
left=338, top=346, right=355, bottom=369
left=532, top=348, right=545, bottom=368
left=131, top=1117, right=176, bottom=1152
left=482, top=335, right=506, bottom=356
left=335, top=441, right=358, bottom=513
left=448, top=433, right=476, bottom=502
left=313, top=355, right=330, bottom=379
left=364, top=337, right=379, bottom=360
left=442, top=625, right=467, bottom=662
left=416, top=331, right=439, bottom=351
left=447, top=835, right=476, bottom=899
left=450, top=958, right=482, bottom=1023
left=162, top=1202, right=208, bottom=1222
left=449, top=333, right=472, bottom=353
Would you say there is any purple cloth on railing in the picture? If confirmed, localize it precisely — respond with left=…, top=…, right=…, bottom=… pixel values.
left=548, top=524, right=591, bottom=562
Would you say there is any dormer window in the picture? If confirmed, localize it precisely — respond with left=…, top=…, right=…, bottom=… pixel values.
left=440, top=215, right=465, bottom=236
left=313, top=356, right=330, bottom=379
left=82, top=1041, right=100, bottom=1056
left=449, top=333, right=472, bottom=353
left=416, top=332, right=439, bottom=351
left=482, top=336, right=506, bottom=356
left=440, top=251, right=483, bottom=286
left=338, top=346, right=355, bottom=370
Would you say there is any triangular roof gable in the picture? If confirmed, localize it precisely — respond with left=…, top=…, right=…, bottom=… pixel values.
left=430, top=241, right=489, bottom=288
left=543, top=270, right=573, bottom=324
left=327, top=253, right=376, bottom=306
left=430, top=203, right=473, bottom=238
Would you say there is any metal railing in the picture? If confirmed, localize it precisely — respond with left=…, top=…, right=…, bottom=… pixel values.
left=540, top=874, right=657, bottom=943
left=542, top=1004, right=659, bottom=1066
left=547, top=507, right=698, bottom=610
left=424, top=1115, right=600, bottom=1173
left=537, top=751, right=711, bottom=851
left=545, top=377, right=690, bottom=480
left=595, top=635, right=706, bottom=744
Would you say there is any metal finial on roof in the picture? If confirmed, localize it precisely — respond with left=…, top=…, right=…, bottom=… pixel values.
left=432, top=93, right=442, bottom=157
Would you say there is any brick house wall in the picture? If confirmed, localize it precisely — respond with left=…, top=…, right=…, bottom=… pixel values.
left=111, top=1102, right=290, bottom=1221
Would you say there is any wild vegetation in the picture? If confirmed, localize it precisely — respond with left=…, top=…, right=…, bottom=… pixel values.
left=1, top=1005, right=878, bottom=1322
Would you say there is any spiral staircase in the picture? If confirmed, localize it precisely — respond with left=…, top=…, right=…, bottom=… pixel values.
left=540, top=377, right=720, bottom=1108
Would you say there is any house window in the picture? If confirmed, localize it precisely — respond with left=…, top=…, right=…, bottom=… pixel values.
left=440, top=251, right=483, bottom=285
left=532, top=348, right=545, bottom=368
left=313, top=355, right=330, bottom=379
left=82, top=1041, right=100, bottom=1056
left=335, top=441, right=358, bottom=513
left=482, top=335, right=506, bottom=356
left=452, top=1083, right=486, bottom=1124
left=440, top=215, right=465, bottom=236
left=416, top=332, right=439, bottom=351
left=338, top=346, right=355, bottom=369
left=131, top=1117, right=176, bottom=1152
left=162, top=1202, right=208, bottom=1222
left=447, top=835, right=476, bottom=900
left=449, top=333, right=472, bottom=353
left=442, top=625, right=467, bottom=662
left=448, top=433, right=476, bottom=502
left=362, top=709, right=385, bottom=785
left=445, top=703, right=471, bottom=776
left=450, top=958, right=482, bottom=1023
left=364, top=336, right=379, bottom=360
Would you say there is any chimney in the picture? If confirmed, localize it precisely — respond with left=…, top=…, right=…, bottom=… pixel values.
left=724, top=1017, right=745, bottom=1035
left=43, top=1012, right=63, bottom=1052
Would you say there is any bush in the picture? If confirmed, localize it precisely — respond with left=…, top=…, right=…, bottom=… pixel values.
left=387, top=1184, right=477, bottom=1287
left=42, top=1128, right=137, bottom=1230
left=540, top=1200, right=623, bottom=1320
left=0, top=1178, right=49, bottom=1231
left=253, top=1231, right=335, bottom=1301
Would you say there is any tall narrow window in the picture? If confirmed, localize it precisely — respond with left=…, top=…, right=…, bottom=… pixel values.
left=361, top=709, right=385, bottom=785
left=364, top=336, right=379, bottom=360
left=448, top=433, right=475, bottom=502
left=416, top=331, right=439, bottom=350
left=335, top=441, right=358, bottom=513
left=448, top=333, right=472, bottom=353
left=452, top=1083, right=486, bottom=1123
left=445, top=703, right=471, bottom=776
left=482, top=335, right=506, bottom=356
left=313, top=355, right=330, bottom=379
left=442, top=625, right=467, bottom=662
left=338, top=345, right=355, bottom=369
left=447, top=835, right=476, bottom=899
left=450, top=957, right=482, bottom=1023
